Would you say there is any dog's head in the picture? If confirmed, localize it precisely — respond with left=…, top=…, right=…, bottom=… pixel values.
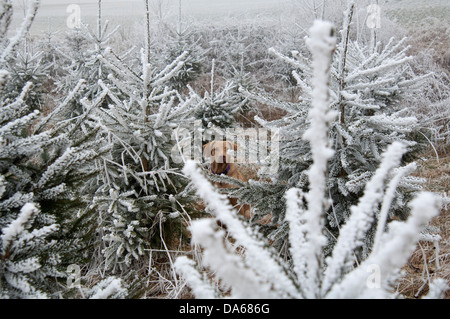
left=203, top=141, right=238, bottom=164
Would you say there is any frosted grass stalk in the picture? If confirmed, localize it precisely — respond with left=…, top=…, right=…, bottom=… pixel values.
left=174, top=256, right=216, bottom=298
left=326, top=192, right=441, bottom=298
left=301, top=20, right=337, bottom=298
left=372, top=163, right=417, bottom=254
left=181, top=161, right=300, bottom=298
left=321, top=142, right=408, bottom=294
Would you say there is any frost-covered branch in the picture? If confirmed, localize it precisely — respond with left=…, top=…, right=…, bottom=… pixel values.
left=180, top=161, right=300, bottom=298
left=0, top=0, right=39, bottom=64
left=87, top=277, right=127, bottom=299
left=299, top=20, right=337, bottom=297
left=321, top=142, right=408, bottom=294
left=326, top=192, right=442, bottom=298
left=34, top=79, right=87, bottom=134
left=174, top=256, right=217, bottom=299
left=1, top=203, right=60, bottom=299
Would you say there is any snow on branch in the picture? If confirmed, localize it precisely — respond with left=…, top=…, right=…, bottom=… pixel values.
left=87, top=277, right=127, bottom=299
left=0, top=202, right=61, bottom=298
left=321, top=141, right=408, bottom=294
left=284, top=188, right=310, bottom=297
left=180, top=161, right=300, bottom=298
left=372, top=163, right=418, bottom=254
left=174, top=256, right=217, bottom=299
left=1, top=203, right=39, bottom=248
left=326, top=192, right=442, bottom=298
left=0, top=109, right=39, bottom=138
left=152, top=50, right=189, bottom=87
left=268, top=47, right=309, bottom=71
left=346, top=57, right=413, bottom=83
left=0, top=81, right=33, bottom=124
left=186, top=218, right=277, bottom=299
left=0, top=69, right=8, bottom=92
left=0, top=1, right=13, bottom=40
left=298, top=20, right=337, bottom=297
left=0, top=0, right=40, bottom=64
left=34, top=79, right=87, bottom=134
left=37, top=144, right=100, bottom=188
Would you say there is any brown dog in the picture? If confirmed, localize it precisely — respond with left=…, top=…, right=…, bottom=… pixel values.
left=203, top=141, right=252, bottom=219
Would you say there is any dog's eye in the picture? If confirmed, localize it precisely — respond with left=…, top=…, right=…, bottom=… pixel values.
left=211, top=149, right=215, bottom=156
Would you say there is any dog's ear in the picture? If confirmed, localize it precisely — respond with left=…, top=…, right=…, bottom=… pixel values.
left=203, top=142, right=214, bottom=158
left=225, top=141, right=238, bottom=152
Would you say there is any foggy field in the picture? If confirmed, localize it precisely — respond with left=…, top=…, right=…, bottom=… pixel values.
left=11, top=0, right=448, bottom=34
left=11, top=0, right=450, bottom=34
left=6, top=0, right=449, bottom=44
left=11, top=0, right=291, bottom=33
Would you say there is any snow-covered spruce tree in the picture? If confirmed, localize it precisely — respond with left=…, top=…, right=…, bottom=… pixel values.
left=85, top=15, right=203, bottom=275
left=174, top=21, right=447, bottom=299
left=55, top=0, right=122, bottom=117
left=156, top=26, right=207, bottom=92
left=195, top=59, right=247, bottom=133
left=1, top=1, right=48, bottom=111
left=2, top=47, right=52, bottom=111
left=237, top=2, right=426, bottom=254
left=38, top=23, right=63, bottom=73
left=0, top=0, right=66, bottom=299
left=1, top=0, right=112, bottom=298
left=226, top=59, right=259, bottom=117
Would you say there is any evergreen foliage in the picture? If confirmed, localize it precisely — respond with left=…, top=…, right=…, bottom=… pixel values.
left=3, top=49, right=51, bottom=110
left=0, top=0, right=108, bottom=298
left=159, top=27, right=207, bottom=91
left=195, top=59, right=247, bottom=131
left=55, top=4, right=122, bottom=117
left=0, top=203, right=61, bottom=298
left=237, top=2, right=428, bottom=255
left=84, top=17, right=203, bottom=275
left=175, top=22, right=446, bottom=298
